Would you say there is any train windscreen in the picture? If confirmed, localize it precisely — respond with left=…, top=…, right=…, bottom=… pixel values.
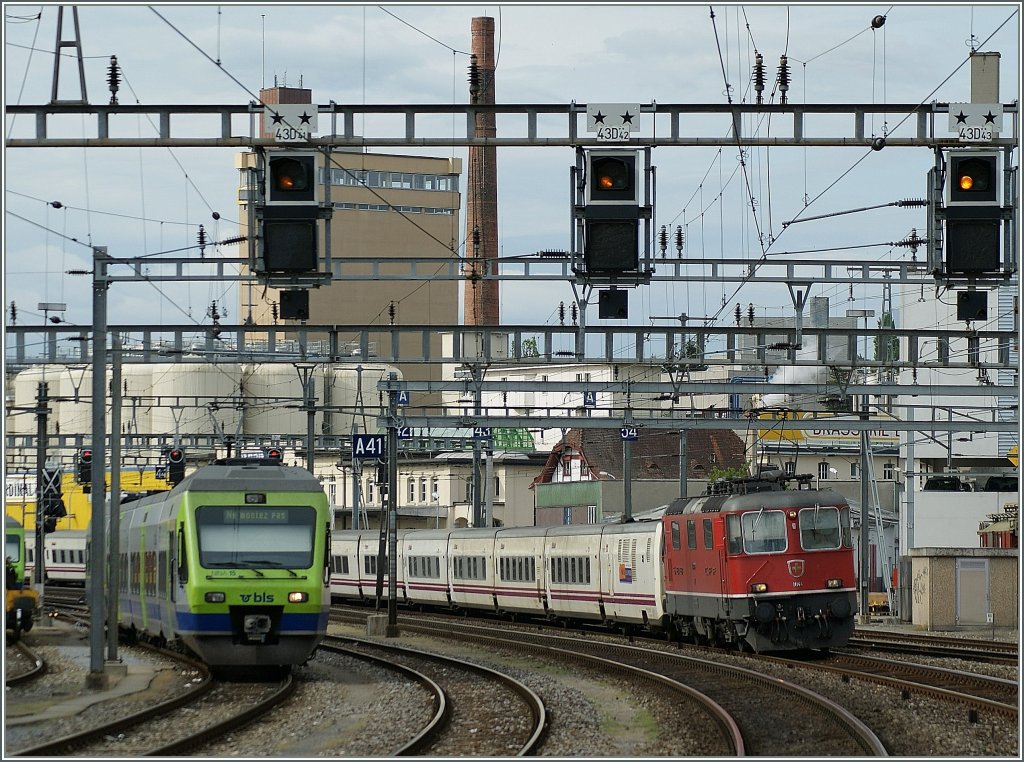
left=740, top=509, right=787, bottom=553
left=798, top=506, right=844, bottom=550
left=6, top=534, right=21, bottom=563
left=195, top=505, right=317, bottom=569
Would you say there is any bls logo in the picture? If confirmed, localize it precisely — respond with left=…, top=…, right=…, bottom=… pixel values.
left=239, top=592, right=275, bottom=603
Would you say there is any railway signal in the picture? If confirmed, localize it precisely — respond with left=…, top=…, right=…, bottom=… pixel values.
left=77, top=447, right=92, bottom=485
left=583, top=149, right=640, bottom=273
left=944, top=150, right=1002, bottom=276
left=41, top=466, right=66, bottom=533
left=166, top=447, right=186, bottom=486
left=258, top=150, right=320, bottom=275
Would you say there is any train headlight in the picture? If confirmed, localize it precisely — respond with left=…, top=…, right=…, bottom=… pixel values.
left=750, top=582, right=769, bottom=594
left=826, top=578, right=843, bottom=589
left=288, top=591, right=309, bottom=603
left=205, top=592, right=226, bottom=603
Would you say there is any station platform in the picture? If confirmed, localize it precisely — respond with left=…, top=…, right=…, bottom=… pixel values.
left=6, top=616, right=162, bottom=725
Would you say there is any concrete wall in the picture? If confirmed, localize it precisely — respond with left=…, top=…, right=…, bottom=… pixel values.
left=908, top=547, right=1018, bottom=631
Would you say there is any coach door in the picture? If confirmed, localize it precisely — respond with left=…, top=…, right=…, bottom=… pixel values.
left=955, top=558, right=989, bottom=626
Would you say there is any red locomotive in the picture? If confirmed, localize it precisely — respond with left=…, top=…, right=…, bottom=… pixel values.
left=661, top=469, right=858, bottom=651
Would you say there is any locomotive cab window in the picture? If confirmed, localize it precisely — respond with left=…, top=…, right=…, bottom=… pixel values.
left=798, top=505, right=848, bottom=550
left=195, top=505, right=317, bottom=570
left=741, top=509, right=787, bottom=553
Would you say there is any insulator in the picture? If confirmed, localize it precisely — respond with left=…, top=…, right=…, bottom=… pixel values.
left=871, top=14, right=886, bottom=29
left=735, top=303, right=742, bottom=326
left=468, top=54, right=480, bottom=101
left=271, top=302, right=278, bottom=322
left=107, top=55, right=120, bottom=105
left=776, top=54, right=790, bottom=104
left=388, top=301, right=396, bottom=324
left=558, top=301, right=566, bottom=325
left=659, top=225, right=668, bottom=254
left=753, top=52, right=765, bottom=104
left=472, top=226, right=481, bottom=254
left=9, top=301, right=16, bottom=325
left=747, top=303, right=755, bottom=326
left=897, top=198, right=927, bottom=207
left=675, top=226, right=684, bottom=253
left=571, top=302, right=578, bottom=325
left=197, top=224, right=207, bottom=253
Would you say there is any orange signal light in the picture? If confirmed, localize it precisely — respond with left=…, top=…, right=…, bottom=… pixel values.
left=598, top=175, right=615, bottom=190
left=959, top=174, right=975, bottom=191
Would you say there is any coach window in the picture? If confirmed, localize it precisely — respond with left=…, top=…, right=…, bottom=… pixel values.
left=741, top=509, right=787, bottom=553
left=671, top=521, right=681, bottom=550
left=799, top=506, right=842, bottom=550
left=703, top=518, right=714, bottom=550
left=686, top=520, right=697, bottom=550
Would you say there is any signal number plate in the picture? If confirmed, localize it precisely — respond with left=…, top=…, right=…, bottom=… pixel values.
left=958, top=126, right=992, bottom=143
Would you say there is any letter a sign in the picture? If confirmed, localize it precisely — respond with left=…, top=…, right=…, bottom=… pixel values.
left=352, top=434, right=386, bottom=459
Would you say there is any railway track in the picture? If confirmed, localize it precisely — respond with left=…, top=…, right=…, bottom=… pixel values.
left=334, top=607, right=879, bottom=757
left=10, top=647, right=296, bottom=757
left=322, top=633, right=549, bottom=756
left=771, top=651, right=1018, bottom=719
left=4, top=640, right=46, bottom=686
left=849, top=630, right=1018, bottom=664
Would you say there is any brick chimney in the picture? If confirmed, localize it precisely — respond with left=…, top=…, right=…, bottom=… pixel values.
left=463, top=17, right=499, bottom=326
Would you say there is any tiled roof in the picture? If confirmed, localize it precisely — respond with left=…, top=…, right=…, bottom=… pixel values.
left=534, top=427, right=748, bottom=484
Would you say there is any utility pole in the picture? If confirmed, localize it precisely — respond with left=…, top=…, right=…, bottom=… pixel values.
left=386, top=374, right=399, bottom=637
left=33, top=382, right=49, bottom=623
left=88, top=246, right=110, bottom=685
left=107, top=333, right=122, bottom=664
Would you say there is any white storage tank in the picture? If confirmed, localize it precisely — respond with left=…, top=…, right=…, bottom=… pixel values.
left=241, top=362, right=401, bottom=436
left=242, top=364, right=308, bottom=435
left=119, top=364, right=154, bottom=437
left=9, top=366, right=67, bottom=435
left=56, top=365, right=93, bottom=434
left=149, top=363, right=242, bottom=437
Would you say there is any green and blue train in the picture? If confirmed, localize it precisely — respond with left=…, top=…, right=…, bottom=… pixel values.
left=6, top=516, right=38, bottom=642
left=118, top=459, right=331, bottom=668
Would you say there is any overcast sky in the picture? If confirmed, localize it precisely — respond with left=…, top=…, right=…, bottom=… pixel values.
left=3, top=3, right=1020, bottom=346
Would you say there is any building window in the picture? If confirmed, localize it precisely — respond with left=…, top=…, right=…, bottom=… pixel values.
left=587, top=505, right=598, bottom=524
left=407, top=478, right=416, bottom=503
left=561, top=460, right=571, bottom=478
left=366, top=480, right=375, bottom=504
left=465, top=479, right=472, bottom=502
left=819, top=461, right=830, bottom=480
left=494, top=476, right=501, bottom=498
left=563, top=507, right=572, bottom=525
left=420, top=478, right=427, bottom=503
left=431, top=477, right=439, bottom=501
left=850, top=462, right=858, bottom=479
left=883, top=462, right=895, bottom=480
left=784, top=461, right=796, bottom=475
